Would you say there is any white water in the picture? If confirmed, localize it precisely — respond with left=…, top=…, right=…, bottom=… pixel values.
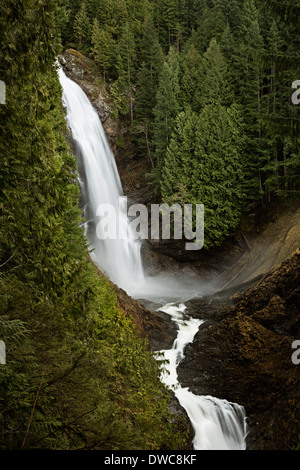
left=58, top=67, right=248, bottom=450
left=156, top=304, right=248, bottom=450
left=58, top=67, right=144, bottom=294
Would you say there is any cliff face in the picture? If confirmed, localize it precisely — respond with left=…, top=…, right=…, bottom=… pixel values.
left=179, top=250, right=300, bottom=450
left=59, top=50, right=118, bottom=139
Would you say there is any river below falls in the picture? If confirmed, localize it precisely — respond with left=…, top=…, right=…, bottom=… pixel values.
left=152, top=302, right=248, bottom=450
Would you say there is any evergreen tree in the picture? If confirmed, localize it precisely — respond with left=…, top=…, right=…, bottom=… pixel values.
left=163, top=0, right=180, bottom=47
left=259, top=1, right=300, bottom=199
left=178, top=0, right=206, bottom=39
left=115, top=22, right=137, bottom=124
left=180, top=42, right=202, bottom=111
left=133, top=17, right=163, bottom=166
left=91, top=18, right=114, bottom=81
left=152, top=51, right=180, bottom=185
left=220, top=25, right=240, bottom=98
left=135, top=14, right=164, bottom=125
left=73, top=1, right=91, bottom=51
left=198, top=38, right=233, bottom=110
left=194, top=2, right=226, bottom=53
left=162, top=103, right=246, bottom=248
left=216, top=0, right=241, bottom=32
left=161, top=108, right=199, bottom=200
left=237, top=0, right=270, bottom=204
left=153, top=0, right=180, bottom=49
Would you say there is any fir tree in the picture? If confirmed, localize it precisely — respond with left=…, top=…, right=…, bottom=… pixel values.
left=152, top=53, right=180, bottom=182
left=133, top=16, right=163, bottom=167
left=238, top=0, right=267, bottom=203
left=91, top=19, right=114, bottom=81
left=194, top=2, right=226, bottom=53
left=198, top=38, right=233, bottom=110
left=73, top=1, right=91, bottom=51
left=116, top=22, right=137, bottom=124
left=134, top=14, right=164, bottom=127
left=162, top=103, right=246, bottom=248
left=180, top=42, right=202, bottom=111
left=161, top=108, right=199, bottom=200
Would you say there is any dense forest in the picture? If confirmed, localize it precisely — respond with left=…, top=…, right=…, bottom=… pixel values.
left=0, top=0, right=189, bottom=450
left=57, top=0, right=300, bottom=247
left=0, top=0, right=300, bottom=451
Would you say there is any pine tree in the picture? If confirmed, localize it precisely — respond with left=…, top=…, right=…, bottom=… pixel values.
left=216, top=0, right=241, bottom=32
left=152, top=52, right=180, bottom=170
left=237, top=0, right=267, bottom=204
left=178, top=0, right=206, bottom=39
left=153, top=0, right=180, bottom=49
left=162, top=103, right=246, bottom=248
left=194, top=2, right=226, bottom=53
left=180, top=42, right=202, bottom=111
left=91, top=19, right=114, bottom=81
left=133, top=16, right=163, bottom=167
left=259, top=2, right=300, bottom=199
left=139, top=14, right=164, bottom=76
left=163, top=0, right=180, bottom=47
left=135, top=14, right=164, bottom=124
left=220, top=25, right=240, bottom=98
left=198, top=38, right=233, bottom=110
left=73, top=1, right=91, bottom=51
left=116, top=22, right=137, bottom=124
left=161, top=108, right=199, bottom=201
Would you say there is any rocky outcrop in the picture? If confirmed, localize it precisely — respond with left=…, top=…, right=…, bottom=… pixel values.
left=114, top=285, right=178, bottom=352
left=178, top=250, right=300, bottom=450
left=58, top=49, right=118, bottom=141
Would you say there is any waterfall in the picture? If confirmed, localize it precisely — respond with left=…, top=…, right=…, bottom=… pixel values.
left=58, top=67, right=144, bottom=295
left=58, top=67, right=248, bottom=451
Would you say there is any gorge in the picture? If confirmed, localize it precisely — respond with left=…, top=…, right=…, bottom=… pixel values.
left=58, top=51, right=300, bottom=450
left=59, top=66, right=249, bottom=450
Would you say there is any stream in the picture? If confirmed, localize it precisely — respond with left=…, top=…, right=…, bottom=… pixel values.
left=58, top=66, right=248, bottom=451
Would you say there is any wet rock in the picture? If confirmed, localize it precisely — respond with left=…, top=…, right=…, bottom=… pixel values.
left=178, top=250, right=300, bottom=450
left=58, top=50, right=117, bottom=143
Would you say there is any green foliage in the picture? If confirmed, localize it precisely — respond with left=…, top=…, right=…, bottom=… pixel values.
left=91, top=19, right=114, bottom=80
left=152, top=50, right=180, bottom=164
left=150, top=56, right=180, bottom=192
left=0, top=0, right=189, bottom=451
left=197, top=38, right=233, bottom=109
left=162, top=103, right=246, bottom=248
left=59, top=0, right=300, bottom=246
left=73, top=1, right=91, bottom=52
left=180, top=42, right=202, bottom=111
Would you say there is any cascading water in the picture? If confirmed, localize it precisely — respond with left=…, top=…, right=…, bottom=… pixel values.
left=58, top=67, right=144, bottom=294
left=58, top=66, right=248, bottom=450
left=156, top=304, right=248, bottom=450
